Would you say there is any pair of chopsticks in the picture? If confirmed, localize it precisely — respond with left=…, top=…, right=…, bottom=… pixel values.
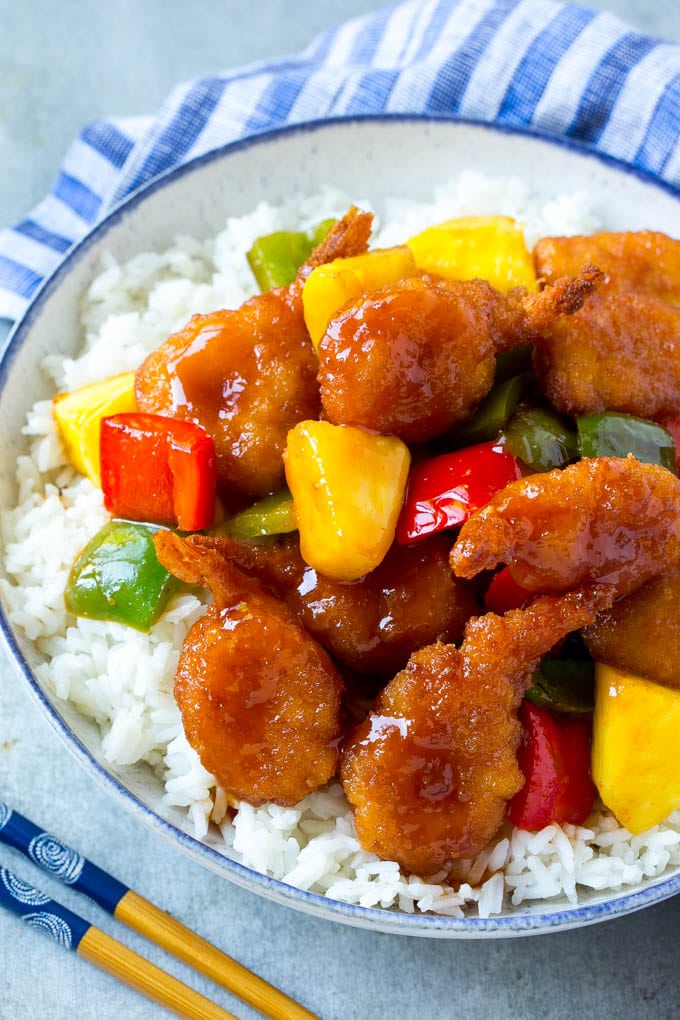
left=0, top=801, right=318, bottom=1019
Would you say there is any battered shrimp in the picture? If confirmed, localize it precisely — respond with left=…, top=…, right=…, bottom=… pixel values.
left=154, top=531, right=344, bottom=806
left=450, top=456, right=680, bottom=598
left=534, top=230, right=680, bottom=304
left=532, top=231, right=680, bottom=417
left=341, top=586, right=613, bottom=875
left=136, top=207, right=373, bottom=501
left=207, top=532, right=480, bottom=683
left=317, top=266, right=602, bottom=443
left=531, top=292, right=680, bottom=419
left=583, top=561, right=680, bottom=691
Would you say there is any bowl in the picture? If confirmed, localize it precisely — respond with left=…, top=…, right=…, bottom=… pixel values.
left=1, top=115, right=679, bottom=937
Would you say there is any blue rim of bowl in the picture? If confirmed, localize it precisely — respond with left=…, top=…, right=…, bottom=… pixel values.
left=1, top=114, right=679, bottom=937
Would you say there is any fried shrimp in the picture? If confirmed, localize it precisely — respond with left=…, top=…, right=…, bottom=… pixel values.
left=154, top=531, right=344, bottom=806
left=135, top=207, right=373, bottom=501
left=317, top=267, right=601, bottom=443
left=532, top=231, right=680, bottom=417
left=450, top=456, right=680, bottom=597
left=583, top=561, right=680, bottom=691
left=531, top=291, right=680, bottom=419
left=534, top=230, right=680, bottom=304
left=207, top=532, right=480, bottom=683
left=341, top=586, right=613, bottom=874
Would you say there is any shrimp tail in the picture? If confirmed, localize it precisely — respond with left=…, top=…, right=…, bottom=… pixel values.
left=525, top=263, right=604, bottom=331
left=300, top=205, right=374, bottom=275
left=154, top=530, right=260, bottom=607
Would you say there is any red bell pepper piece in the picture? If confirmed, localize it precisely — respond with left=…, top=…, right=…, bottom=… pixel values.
left=395, top=441, right=522, bottom=544
left=484, top=566, right=534, bottom=614
left=508, top=701, right=595, bottom=830
left=100, top=412, right=216, bottom=532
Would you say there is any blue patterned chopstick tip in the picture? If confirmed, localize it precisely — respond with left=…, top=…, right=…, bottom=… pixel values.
left=0, top=866, right=90, bottom=950
left=0, top=802, right=128, bottom=914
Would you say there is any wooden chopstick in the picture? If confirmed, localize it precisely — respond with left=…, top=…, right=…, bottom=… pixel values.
left=115, top=889, right=315, bottom=1019
left=0, top=864, right=237, bottom=1019
left=0, top=802, right=319, bottom=1020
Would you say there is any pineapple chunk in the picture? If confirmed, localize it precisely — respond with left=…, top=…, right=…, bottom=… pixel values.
left=284, top=420, right=410, bottom=581
left=53, top=371, right=137, bottom=484
left=302, top=246, right=417, bottom=349
left=592, top=663, right=680, bottom=833
left=407, top=215, right=537, bottom=292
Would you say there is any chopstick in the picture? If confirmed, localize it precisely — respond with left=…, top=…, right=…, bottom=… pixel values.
left=0, top=864, right=237, bottom=1019
left=0, top=803, right=319, bottom=1020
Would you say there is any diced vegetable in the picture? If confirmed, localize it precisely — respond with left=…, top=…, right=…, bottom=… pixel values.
left=246, top=219, right=335, bottom=291
left=396, top=441, right=522, bottom=544
left=508, top=701, right=596, bottom=830
left=454, top=373, right=533, bottom=446
left=501, top=405, right=578, bottom=472
left=484, top=566, right=533, bottom=614
left=65, top=521, right=180, bottom=632
left=52, top=372, right=136, bottom=484
left=406, top=215, right=538, bottom=292
left=284, top=420, right=410, bottom=581
left=302, top=246, right=417, bottom=349
left=100, top=413, right=216, bottom=532
left=248, top=232, right=312, bottom=291
left=526, top=656, right=595, bottom=715
left=658, top=417, right=680, bottom=473
left=592, top=663, right=680, bottom=833
left=308, top=218, right=336, bottom=247
left=223, top=488, right=297, bottom=539
left=494, top=342, right=533, bottom=383
left=576, top=412, right=677, bottom=474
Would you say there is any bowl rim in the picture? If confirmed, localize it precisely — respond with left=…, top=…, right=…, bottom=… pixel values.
left=2, top=113, right=679, bottom=937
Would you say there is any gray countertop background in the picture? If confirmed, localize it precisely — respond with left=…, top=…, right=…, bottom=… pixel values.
left=1, top=2, right=679, bottom=1018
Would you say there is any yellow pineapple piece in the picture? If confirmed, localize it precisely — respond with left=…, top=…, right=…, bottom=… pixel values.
left=284, top=420, right=410, bottom=581
left=53, top=371, right=137, bottom=485
left=592, top=663, right=680, bottom=833
left=407, top=215, right=537, bottom=292
left=302, top=246, right=417, bottom=349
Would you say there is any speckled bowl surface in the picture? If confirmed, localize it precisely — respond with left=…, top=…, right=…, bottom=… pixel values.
left=1, top=116, right=679, bottom=937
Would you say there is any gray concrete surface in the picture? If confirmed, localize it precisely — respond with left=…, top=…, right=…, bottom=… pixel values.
left=1, top=3, right=680, bottom=1018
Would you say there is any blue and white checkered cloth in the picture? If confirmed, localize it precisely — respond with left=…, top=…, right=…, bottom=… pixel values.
left=1, top=0, right=679, bottom=321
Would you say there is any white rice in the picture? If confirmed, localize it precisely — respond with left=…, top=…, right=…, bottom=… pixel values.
left=3, top=172, right=679, bottom=918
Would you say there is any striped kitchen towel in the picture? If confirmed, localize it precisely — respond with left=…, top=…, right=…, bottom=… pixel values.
left=1, top=0, right=678, bottom=321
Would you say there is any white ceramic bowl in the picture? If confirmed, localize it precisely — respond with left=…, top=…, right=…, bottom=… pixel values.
left=1, top=116, right=679, bottom=937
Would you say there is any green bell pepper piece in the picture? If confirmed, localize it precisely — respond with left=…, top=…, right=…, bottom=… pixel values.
left=247, top=219, right=336, bottom=291
left=308, top=218, right=336, bottom=247
left=494, top=342, right=533, bottom=383
left=223, top=489, right=297, bottom=539
left=455, top=373, right=534, bottom=445
left=247, top=232, right=313, bottom=291
left=501, top=405, right=578, bottom=472
left=65, top=521, right=180, bottom=632
left=526, top=657, right=595, bottom=715
left=576, top=412, right=677, bottom=475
